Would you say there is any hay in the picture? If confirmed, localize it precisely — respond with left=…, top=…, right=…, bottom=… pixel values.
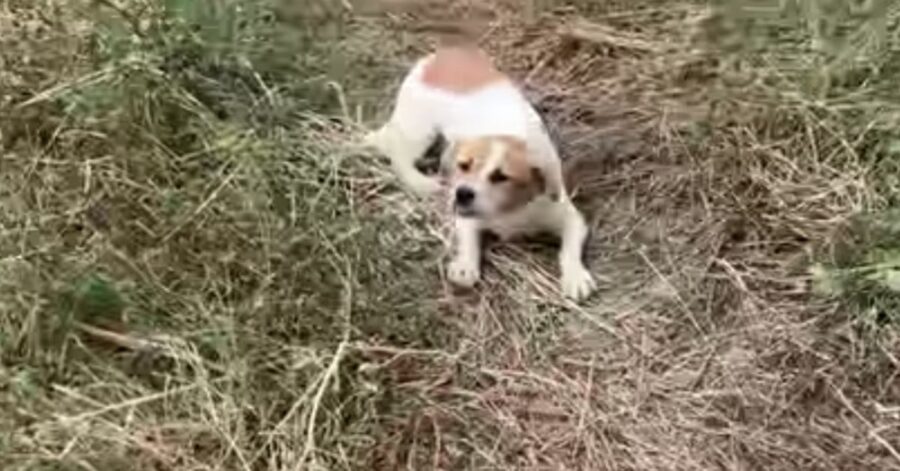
left=359, top=1, right=900, bottom=469
left=2, top=0, right=900, bottom=469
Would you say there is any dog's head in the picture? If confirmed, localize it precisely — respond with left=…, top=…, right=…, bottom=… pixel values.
left=449, top=136, right=553, bottom=218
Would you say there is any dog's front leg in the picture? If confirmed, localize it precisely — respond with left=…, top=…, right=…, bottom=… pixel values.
left=558, top=201, right=596, bottom=300
left=448, top=217, right=482, bottom=288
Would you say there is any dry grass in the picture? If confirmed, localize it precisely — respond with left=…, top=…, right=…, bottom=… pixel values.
left=2, top=0, right=900, bottom=470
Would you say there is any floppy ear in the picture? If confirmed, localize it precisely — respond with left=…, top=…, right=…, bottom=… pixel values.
left=531, top=164, right=563, bottom=201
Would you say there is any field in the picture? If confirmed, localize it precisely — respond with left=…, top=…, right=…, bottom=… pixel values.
left=2, top=0, right=900, bottom=469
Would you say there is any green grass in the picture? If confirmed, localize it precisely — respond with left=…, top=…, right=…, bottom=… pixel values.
left=1, top=1, right=446, bottom=469
left=2, top=0, right=900, bottom=469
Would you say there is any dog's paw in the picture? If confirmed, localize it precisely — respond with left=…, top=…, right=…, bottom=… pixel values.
left=406, top=175, right=443, bottom=196
left=561, top=265, right=596, bottom=301
left=448, top=258, right=480, bottom=288
left=361, top=130, right=383, bottom=151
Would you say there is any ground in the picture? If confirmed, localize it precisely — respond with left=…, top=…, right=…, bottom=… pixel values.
left=2, top=0, right=900, bottom=470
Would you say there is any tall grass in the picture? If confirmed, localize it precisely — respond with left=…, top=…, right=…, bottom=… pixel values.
left=1, top=1, right=444, bottom=469
left=704, top=0, right=900, bottom=327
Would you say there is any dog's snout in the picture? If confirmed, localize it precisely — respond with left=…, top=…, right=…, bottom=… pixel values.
left=455, top=186, right=476, bottom=206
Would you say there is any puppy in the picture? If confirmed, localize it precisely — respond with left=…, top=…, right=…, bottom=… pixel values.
left=365, top=46, right=596, bottom=300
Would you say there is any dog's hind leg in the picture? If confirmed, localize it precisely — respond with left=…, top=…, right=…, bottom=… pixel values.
left=366, top=124, right=441, bottom=196
left=365, top=71, right=443, bottom=196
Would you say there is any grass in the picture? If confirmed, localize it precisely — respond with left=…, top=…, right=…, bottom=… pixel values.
left=2, top=0, right=900, bottom=469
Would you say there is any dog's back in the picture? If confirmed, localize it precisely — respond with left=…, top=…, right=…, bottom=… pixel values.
left=392, top=48, right=540, bottom=147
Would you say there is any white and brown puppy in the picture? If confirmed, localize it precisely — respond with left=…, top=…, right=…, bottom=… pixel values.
left=365, top=46, right=596, bottom=300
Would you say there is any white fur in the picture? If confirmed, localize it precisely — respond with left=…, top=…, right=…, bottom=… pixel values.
left=447, top=216, right=481, bottom=287
left=366, top=53, right=596, bottom=300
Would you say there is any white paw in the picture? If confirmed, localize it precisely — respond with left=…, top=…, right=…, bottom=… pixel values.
left=448, top=257, right=480, bottom=288
left=406, top=175, right=442, bottom=196
left=561, top=265, right=596, bottom=301
left=361, top=131, right=384, bottom=154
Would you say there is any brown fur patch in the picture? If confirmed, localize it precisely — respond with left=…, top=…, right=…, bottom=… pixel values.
left=454, top=137, right=492, bottom=174
left=494, top=136, right=532, bottom=184
left=453, top=137, right=530, bottom=177
left=494, top=137, right=544, bottom=211
left=421, top=47, right=507, bottom=93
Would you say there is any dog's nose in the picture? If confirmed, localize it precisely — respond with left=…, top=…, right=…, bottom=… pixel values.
left=455, top=186, right=476, bottom=206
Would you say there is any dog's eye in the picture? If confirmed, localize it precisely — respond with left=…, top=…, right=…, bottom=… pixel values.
left=489, top=170, right=509, bottom=184
left=458, top=161, right=471, bottom=172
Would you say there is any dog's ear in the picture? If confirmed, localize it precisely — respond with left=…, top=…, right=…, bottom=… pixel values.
left=531, top=164, right=563, bottom=201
